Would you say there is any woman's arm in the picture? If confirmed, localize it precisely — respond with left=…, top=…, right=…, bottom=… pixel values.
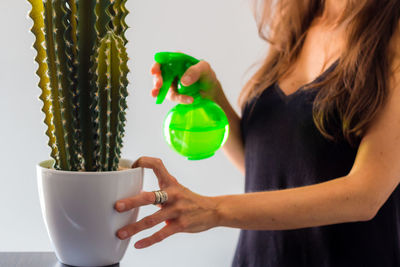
left=213, top=81, right=245, bottom=174
left=214, top=175, right=376, bottom=230
left=151, top=61, right=245, bottom=174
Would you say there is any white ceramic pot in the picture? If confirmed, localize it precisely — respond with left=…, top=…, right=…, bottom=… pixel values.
left=37, top=159, right=144, bottom=267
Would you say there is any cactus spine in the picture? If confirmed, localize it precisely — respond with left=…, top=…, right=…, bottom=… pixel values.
left=28, top=0, right=130, bottom=171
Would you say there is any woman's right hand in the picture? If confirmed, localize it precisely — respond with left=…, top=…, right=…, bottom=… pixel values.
left=150, top=57, right=246, bottom=174
left=150, top=60, right=224, bottom=105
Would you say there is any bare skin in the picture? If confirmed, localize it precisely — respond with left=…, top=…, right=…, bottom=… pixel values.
left=277, top=19, right=345, bottom=95
left=114, top=1, right=400, bottom=250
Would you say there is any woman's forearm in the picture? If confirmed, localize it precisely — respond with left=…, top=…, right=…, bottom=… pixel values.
left=211, top=174, right=379, bottom=230
left=215, top=83, right=245, bottom=174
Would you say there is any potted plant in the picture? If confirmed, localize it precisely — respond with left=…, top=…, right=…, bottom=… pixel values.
left=28, top=0, right=143, bottom=266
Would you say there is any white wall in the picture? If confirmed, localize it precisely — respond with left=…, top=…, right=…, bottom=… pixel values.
left=0, top=0, right=265, bottom=266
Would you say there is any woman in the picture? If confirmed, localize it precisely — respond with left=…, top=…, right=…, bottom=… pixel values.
left=115, top=0, right=400, bottom=266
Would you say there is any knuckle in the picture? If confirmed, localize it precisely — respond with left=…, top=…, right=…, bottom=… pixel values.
left=155, top=158, right=166, bottom=170
left=168, top=87, right=177, bottom=94
left=136, top=157, right=145, bottom=165
left=168, top=175, right=179, bottom=185
left=169, top=93, right=178, bottom=102
left=144, top=217, right=157, bottom=228
left=169, top=175, right=178, bottom=184
left=143, top=192, right=154, bottom=203
left=124, top=199, right=134, bottom=208
left=199, top=60, right=211, bottom=70
left=168, top=187, right=181, bottom=200
left=174, top=203, right=185, bottom=215
left=177, top=219, right=188, bottom=231
left=166, top=90, right=174, bottom=100
left=178, top=95, right=187, bottom=102
left=155, top=158, right=163, bottom=166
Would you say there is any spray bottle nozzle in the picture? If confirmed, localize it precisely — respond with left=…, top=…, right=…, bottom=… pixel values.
left=154, top=52, right=200, bottom=104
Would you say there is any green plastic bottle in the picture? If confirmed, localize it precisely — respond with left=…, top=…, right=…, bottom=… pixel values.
left=155, top=52, right=229, bottom=160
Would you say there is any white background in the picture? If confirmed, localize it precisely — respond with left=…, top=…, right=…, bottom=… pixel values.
left=0, top=0, right=266, bottom=266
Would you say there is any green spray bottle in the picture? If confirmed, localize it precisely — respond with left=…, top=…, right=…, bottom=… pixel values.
left=155, top=52, right=229, bottom=160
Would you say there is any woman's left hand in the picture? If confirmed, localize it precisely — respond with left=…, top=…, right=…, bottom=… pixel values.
left=114, top=157, right=220, bottom=249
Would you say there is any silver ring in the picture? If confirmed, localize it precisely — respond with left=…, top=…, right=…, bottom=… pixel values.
left=152, top=190, right=168, bottom=205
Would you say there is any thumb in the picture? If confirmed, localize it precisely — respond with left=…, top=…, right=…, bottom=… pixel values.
left=181, top=63, right=202, bottom=86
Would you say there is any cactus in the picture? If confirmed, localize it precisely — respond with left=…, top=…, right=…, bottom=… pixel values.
left=28, top=0, right=130, bottom=172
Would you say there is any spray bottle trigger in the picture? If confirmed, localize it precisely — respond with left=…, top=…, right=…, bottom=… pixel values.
left=155, top=52, right=200, bottom=104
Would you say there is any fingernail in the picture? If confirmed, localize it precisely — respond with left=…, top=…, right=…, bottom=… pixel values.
left=184, top=97, right=193, bottom=104
left=116, top=202, right=126, bottom=211
left=182, top=75, right=192, bottom=85
left=119, top=231, right=128, bottom=239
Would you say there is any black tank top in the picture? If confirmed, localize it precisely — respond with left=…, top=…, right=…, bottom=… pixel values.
left=232, top=61, right=400, bottom=267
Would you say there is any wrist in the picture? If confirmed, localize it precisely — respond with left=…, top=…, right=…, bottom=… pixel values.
left=208, top=195, right=228, bottom=227
left=214, top=82, right=229, bottom=108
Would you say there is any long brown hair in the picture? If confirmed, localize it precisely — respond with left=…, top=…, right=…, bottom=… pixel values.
left=239, top=0, right=400, bottom=145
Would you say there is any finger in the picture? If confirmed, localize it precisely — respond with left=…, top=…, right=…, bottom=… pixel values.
left=132, top=157, right=175, bottom=187
left=134, top=223, right=181, bottom=249
left=117, top=207, right=177, bottom=240
left=153, top=75, right=163, bottom=89
left=150, top=62, right=161, bottom=75
left=181, top=61, right=209, bottom=86
left=115, top=190, right=156, bottom=212
left=167, top=81, right=193, bottom=103
left=167, top=88, right=193, bottom=104
left=151, top=88, right=160, bottom=98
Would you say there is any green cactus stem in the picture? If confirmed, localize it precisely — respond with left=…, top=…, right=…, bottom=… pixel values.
left=108, top=33, right=128, bottom=171
left=28, top=0, right=60, bottom=169
left=91, top=0, right=114, bottom=171
left=28, top=0, right=130, bottom=171
left=95, top=32, right=129, bottom=171
left=76, top=0, right=97, bottom=171
left=52, top=0, right=78, bottom=170
left=63, top=0, right=83, bottom=170
left=112, top=0, right=129, bottom=45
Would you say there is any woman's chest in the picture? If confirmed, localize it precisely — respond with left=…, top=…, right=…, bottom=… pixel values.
left=241, top=86, right=357, bottom=191
left=278, top=22, right=345, bottom=95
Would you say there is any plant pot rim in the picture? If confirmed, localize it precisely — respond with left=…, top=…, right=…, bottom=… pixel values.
left=37, top=159, right=142, bottom=176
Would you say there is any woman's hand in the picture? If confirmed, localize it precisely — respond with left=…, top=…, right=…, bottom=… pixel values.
left=150, top=59, right=225, bottom=105
left=150, top=56, right=246, bottom=173
left=114, top=157, right=220, bottom=249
